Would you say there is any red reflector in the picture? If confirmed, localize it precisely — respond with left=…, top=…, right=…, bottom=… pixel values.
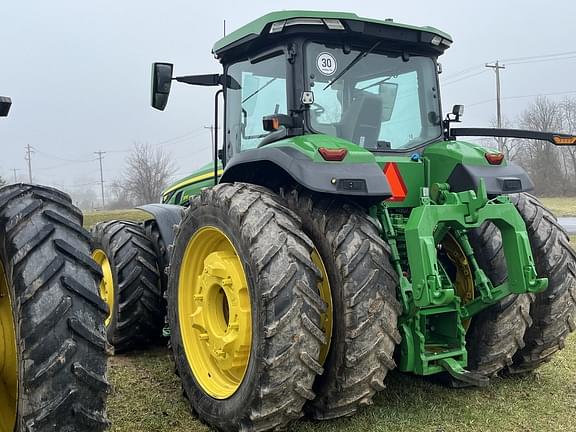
left=383, top=162, right=408, bottom=202
left=318, top=147, right=348, bottom=161
left=485, top=152, right=505, bottom=165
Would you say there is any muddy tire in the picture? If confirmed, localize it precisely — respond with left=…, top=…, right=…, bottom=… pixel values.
left=0, top=184, right=109, bottom=432
left=507, top=194, right=576, bottom=372
left=167, top=183, right=325, bottom=431
left=283, top=190, right=401, bottom=419
left=465, top=222, right=533, bottom=377
left=91, top=220, right=164, bottom=353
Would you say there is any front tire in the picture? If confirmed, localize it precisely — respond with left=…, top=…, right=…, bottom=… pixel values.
left=91, top=220, right=164, bottom=353
left=0, top=184, right=109, bottom=432
left=167, top=183, right=325, bottom=431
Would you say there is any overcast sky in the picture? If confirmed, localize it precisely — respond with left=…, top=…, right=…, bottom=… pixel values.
left=1, top=0, right=574, bottom=203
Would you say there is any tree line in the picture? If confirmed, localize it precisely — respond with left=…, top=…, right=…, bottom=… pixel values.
left=2, top=95, right=574, bottom=206
left=500, top=96, right=576, bottom=196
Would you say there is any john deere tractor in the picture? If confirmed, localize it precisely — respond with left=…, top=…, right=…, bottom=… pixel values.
left=92, top=11, right=576, bottom=431
left=0, top=96, right=109, bottom=431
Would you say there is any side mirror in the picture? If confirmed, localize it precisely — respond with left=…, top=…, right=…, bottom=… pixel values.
left=451, top=104, right=464, bottom=122
left=151, top=63, right=174, bottom=111
left=0, top=96, right=12, bottom=117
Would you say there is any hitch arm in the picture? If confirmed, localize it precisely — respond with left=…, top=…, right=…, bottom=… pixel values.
left=450, top=127, right=576, bottom=146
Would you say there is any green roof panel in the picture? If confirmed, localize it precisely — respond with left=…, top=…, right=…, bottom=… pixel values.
left=213, top=10, right=451, bottom=55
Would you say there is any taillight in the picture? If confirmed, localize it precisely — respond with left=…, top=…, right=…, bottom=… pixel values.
left=485, top=152, right=505, bottom=165
left=318, top=147, right=348, bottom=161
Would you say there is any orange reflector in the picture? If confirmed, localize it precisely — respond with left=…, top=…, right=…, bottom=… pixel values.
left=485, top=152, right=505, bottom=165
left=318, top=147, right=348, bottom=161
left=384, top=162, right=407, bottom=202
left=553, top=135, right=576, bottom=145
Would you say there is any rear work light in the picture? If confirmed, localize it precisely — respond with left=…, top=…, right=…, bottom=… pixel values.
left=270, top=18, right=345, bottom=33
left=485, top=152, right=505, bottom=165
left=318, top=147, right=348, bottom=161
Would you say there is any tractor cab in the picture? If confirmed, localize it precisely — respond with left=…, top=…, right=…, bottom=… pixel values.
left=152, top=11, right=452, bottom=165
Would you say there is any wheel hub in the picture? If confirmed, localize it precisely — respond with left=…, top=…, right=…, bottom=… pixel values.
left=192, top=252, right=251, bottom=371
left=0, top=261, right=18, bottom=432
left=92, top=249, right=114, bottom=326
left=179, top=227, right=252, bottom=399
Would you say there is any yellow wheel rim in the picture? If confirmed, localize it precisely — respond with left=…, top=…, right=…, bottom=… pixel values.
left=312, top=249, right=333, bottom=366
left=178, top=226, right=252, bottom=399
left=442, top=234, right=475, bottom=329
left=92, top=249, right=114, bottom=326
left=0, top=261, right=18, bottom=432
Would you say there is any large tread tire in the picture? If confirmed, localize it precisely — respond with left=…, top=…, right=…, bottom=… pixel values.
left=507, top=193, right=576, bottom=372
left=466, top=220, right=533, bottom=377
left=0, top=184, right=109, bottom=431
left=167, top=183, right=325, bottom=431
left=91, top=220, right=164, bottom=353
left=283, top=190, right=401, bottom=420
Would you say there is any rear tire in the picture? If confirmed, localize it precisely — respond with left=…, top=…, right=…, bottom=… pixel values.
left=0, top=184, right=109, bottom=432
left=91, top=220, right=164, bottom=353
left=284, top=190, right=401, bottom=419
left=508, top=193, right=576, bottom=372
left=168, top=183, right=325, bottom=431
left=466, top=222, right=533, bottom=377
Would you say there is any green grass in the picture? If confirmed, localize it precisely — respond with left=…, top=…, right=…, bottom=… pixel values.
left=108, top=336, right=576, bottom=432
left=538, top=197, right=576, bottom=217
left=83, top=209, right=151, bottom=228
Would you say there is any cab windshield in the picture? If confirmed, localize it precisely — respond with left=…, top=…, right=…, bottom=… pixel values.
left=306, top=42, right=442, bottom=151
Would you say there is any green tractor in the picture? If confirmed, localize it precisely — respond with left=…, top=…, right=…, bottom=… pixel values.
left=0, top=97, right=109, bottom=431
left=91, top=11, right=576, bottom=431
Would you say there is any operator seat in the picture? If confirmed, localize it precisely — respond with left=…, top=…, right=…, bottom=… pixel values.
left=339, top=92, right=383, bottom=148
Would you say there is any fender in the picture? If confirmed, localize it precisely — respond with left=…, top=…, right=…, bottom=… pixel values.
left=137, top=203, right=183, bottom=250
left=221, top=146, right=392, bottom=203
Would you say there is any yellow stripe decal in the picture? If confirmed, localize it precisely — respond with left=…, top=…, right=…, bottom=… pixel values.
left=164, top=169, right=224, bottom=195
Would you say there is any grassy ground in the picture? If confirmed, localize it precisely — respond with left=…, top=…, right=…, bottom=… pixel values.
left=83, top=208, right=151, bottom=228
left=89, top=201, right=575, bottom=431
left=538, top=197, right=576, bottom=217
left=108, top=336, right=576, bottom=432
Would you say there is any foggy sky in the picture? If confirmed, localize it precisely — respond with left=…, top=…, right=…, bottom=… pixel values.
left=1, top=0, right=574, bottom=203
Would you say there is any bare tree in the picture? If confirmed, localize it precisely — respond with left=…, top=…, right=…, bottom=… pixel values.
left=122, top=143, right=175, bottom=205
left=516, top=96, right=564, bottom=196
left=0, top=176, right=6, bottom=187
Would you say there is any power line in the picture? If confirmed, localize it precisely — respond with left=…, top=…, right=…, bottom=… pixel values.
left=442, top=70, right=488, bottom=86
left=466, top=89, right=576, bottom=108
left=32, top=147, right=95, bottom=163
left=501, top=50, right=576, bottom=64
left=94, top=151, right=106, bottom=208
left=442, top=50, right=576, bottom=85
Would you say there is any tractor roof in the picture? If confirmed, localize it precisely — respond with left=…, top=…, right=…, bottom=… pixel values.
left=213, top=10, right=452, bottom=60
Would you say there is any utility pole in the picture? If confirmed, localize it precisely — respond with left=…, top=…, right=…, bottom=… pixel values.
left=485, top=61, right=506, bottom=152
left=94, top=151, right=106, bottom=208
left=11, top=168, right=20, bottom=183
left=24, top=144, right=34, bottom=183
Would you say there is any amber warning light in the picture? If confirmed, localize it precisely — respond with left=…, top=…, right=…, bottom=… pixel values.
left=553, top=135, right=576, bottom=145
